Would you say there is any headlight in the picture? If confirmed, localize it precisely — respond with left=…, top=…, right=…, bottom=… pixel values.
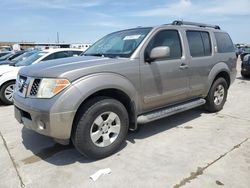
left=36, top=78, right=70, bottom=98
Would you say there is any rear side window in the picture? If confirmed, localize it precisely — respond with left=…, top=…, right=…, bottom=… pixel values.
left=186, top=31, right=212, bottom=57
left=214, top=32, right=234, bottom=53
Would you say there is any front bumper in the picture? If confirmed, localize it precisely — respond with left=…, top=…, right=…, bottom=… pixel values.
left=13, top=86, right=80, bottom=140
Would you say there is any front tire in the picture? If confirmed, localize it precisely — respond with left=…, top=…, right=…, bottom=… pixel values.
left=205, top=78, right=228, bottom=112
left=72, top=97, right=129, bottom=159
left=0, top=81, right=15, bottom=105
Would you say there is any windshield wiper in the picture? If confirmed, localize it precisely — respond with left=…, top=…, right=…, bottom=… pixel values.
left=84, top=53, right=106, bottom=57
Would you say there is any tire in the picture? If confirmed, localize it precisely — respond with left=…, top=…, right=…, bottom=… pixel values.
left=0, top=81, right=15, bottom=105
left=241, top=71, right=249, bottom=78
left=72, top=97, right=129, bottom=159
left=205, top=78, right=228, bottom=113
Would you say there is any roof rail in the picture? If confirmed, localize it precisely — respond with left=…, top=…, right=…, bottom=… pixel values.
left=172, top=20, right=220, bottom=30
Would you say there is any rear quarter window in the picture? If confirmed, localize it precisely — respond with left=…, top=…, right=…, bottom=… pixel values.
left=214, top=32, right=234, bottom=53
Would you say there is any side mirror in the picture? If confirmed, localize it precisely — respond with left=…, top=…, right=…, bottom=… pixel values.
left=149, top=46, right=170, bottom=61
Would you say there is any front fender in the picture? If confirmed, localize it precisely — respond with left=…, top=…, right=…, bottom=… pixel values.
left=0, top=72, right=18, bottom=88
left=72, top=73, right=139, bottom=111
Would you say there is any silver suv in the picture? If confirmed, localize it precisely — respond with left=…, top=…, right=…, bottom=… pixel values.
left=14, top=21, right=237, bottom=159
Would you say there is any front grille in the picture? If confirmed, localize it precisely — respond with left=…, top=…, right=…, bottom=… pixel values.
left=30, top=79, right=41, bottom=96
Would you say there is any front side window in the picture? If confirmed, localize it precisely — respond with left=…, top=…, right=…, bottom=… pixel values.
left=186, top=31, right=212, bottom=57
left=68, top=51, right=82, bottom=56
left=43, top=53, right=55, bottom=61
left=54, top=51, right=69, bottom=59
left=84, top=27, right=152, bottom=58
left=145, top=30, right=182, bottom=59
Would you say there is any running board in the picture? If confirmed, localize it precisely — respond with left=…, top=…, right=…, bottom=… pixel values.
left=137, top=98, right=206, bottom=124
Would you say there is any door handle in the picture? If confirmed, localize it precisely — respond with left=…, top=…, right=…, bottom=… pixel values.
left=179, top=63, right=189, bottom=70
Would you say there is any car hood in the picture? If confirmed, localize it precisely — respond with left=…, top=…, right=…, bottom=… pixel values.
left=0, top=60, right=11, bottom=65
left=0, top=65, right=20, bottom=75
left=19, top=56, right=131, bottom=81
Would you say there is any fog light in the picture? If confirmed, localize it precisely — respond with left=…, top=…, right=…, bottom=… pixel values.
left=38, top=120, right=46, bottom=130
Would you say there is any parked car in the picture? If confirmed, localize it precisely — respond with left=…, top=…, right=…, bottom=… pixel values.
left=0, top=51, right=25, bottom=62
left=0, top=46, right=12, bottom=52
left=0, top=50, right=38, bottom=66
left=241, top=54, right=250, bottom=78
left=0, top=48, right=83, bottom=105
left=0, top=51, right=11, bottom=58
left=240, top=47, right=250, bottom=61
left=14, top=21, right=236, bottom=159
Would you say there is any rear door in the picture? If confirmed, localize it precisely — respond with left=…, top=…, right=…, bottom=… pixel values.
left=185, top=30, right=214, bottom=98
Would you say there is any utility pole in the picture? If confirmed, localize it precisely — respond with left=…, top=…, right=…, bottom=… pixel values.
left=57, top=32, right=59, bottom=44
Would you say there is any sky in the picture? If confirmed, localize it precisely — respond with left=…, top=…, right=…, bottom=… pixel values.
left=0, top=0, right=250, bottom=44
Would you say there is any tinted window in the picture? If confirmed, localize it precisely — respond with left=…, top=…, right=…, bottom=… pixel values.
left=146, top=30, right=182, bottom=59
left=43, top=51, right=69, bottom=61
left=43, top=54, right=55, bottom=61
left=187, top=31, right=212, bottom=57
left=54, top=51, right=69, bottom=59
left=201, top=32, right=211, bottom=56
left=8, top=53, right=22, bottom=60
left=214, top=32, right=234, bottom=53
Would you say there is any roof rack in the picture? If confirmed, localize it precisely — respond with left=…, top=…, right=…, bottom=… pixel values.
left=172, top=20, right=220, bottom=30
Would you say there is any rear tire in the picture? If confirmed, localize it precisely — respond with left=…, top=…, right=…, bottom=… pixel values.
left=205, top=78, right=228, bottom=112
left=72, top=97, right=129, bottom=159
left=0, top=81, right=15, bottom=105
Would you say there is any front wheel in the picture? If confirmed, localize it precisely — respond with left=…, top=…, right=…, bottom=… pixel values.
left=72, top=97, right=129, bottom=159
left=0, top=81, right=16, bottom=105
left=205, top=78, right=228, bottom=112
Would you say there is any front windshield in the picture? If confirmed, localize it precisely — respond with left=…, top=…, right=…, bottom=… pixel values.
left=15, top=51, right=47, bottom=67
left=0, top=53, right=12, bottom=60
left=84, top=27, right=152, bottom=58
left=12, top=51, right=37, bottom=63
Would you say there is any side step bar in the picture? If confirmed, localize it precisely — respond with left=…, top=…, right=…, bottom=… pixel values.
left=137, top=98, right=206, bottom=124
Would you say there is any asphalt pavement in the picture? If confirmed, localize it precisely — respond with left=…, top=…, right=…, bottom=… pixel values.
left=0, top=59, right=249, bottom=188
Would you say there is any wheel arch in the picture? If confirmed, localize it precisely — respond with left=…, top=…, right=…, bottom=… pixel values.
left=70, top=73, right=139, bottom=138
left=0, top=79, right=16, bottom=89
left=71, top=88, right=137, bottom=138
left=208, top=62, right=231, bottom=90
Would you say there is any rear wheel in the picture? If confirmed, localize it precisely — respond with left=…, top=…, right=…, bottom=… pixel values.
left=205, top=78, right=228, bottom=112
left=72, top=97, right=129, bottom=159
left=0, top=81, right=15, bottom=105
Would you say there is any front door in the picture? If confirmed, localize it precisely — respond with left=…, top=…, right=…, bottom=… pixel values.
left=140, top=29, right=189, bottom=111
